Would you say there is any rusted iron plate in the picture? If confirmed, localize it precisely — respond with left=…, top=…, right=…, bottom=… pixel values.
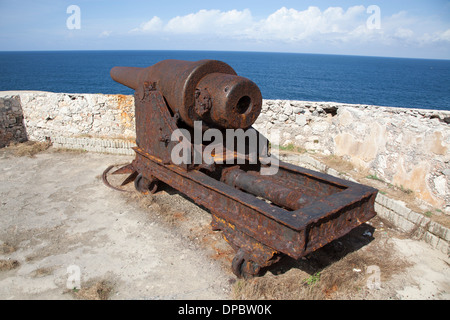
left=111, top=163, right=135, bottom=175
left=134, top=85, right=180, bottom=166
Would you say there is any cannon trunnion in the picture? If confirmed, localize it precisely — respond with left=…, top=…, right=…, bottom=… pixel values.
left=108, top=59, right=377, bottom=278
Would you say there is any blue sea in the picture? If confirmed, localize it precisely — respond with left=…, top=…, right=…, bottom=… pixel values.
left=0, top=50, right=449, bottom=111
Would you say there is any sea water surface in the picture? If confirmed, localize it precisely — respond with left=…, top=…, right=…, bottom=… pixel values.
left=0, top=50, right=449, bottom=111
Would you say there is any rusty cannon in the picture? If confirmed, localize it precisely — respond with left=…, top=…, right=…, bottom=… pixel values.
left=106, top=59, right=377, bottom=278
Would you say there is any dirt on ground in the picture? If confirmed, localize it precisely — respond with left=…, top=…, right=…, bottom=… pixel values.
left=0, top=143, right=449, bottom=300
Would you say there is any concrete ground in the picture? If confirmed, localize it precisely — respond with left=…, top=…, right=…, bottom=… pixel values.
left=0, top=146, right=449, bottom=300
left=0, top=148, right=232, bottom=300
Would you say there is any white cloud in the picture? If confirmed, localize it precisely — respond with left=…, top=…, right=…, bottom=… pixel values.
left=250, top=6, right=367, bottom=42
left=99, top=31, right=112, bottom=38
left=131, top=16, right=163, bottom=33
left=131, top=6, right=450, bottom=47
left=416, top=29, right=450, bottom=45
left=438, top=29, right=450, bottom=42
left=394, top=28, right=414, bottom=40
left=165, top=9, right=252, bottom=36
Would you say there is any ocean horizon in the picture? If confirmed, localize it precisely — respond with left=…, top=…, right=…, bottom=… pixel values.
left=1, top=50, right=449, bottom=111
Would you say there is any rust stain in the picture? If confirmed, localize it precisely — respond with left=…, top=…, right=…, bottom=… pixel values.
left=116, top=94, right=135, bottom=131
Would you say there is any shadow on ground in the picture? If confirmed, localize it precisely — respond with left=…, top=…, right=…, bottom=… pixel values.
left=264, top=223, right=375, bottom=276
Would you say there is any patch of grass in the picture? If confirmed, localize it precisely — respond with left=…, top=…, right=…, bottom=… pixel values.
left=52, top=147, right=87, bottom=154
left=73, top=280, right=114, bottom=300
left=7, top=140, right=51, bottom=157
left=0, top=242, right=16, bottom=254
left=125, top=191, right=189, bottom=227
left=398, top=185, right=414, bottom=195
left=232, top=223, right=411, bottom=300
left=233, top=247, right=409, bottom=300
left=320, top=154, right=355, bottom=173
left=31, top=267, right=54, bottom=278
left=304, top=272, right=321, bottom=286
left=277, top=143, right=306, bottom=154
left=366, top=173, right=384, bottom=182
left=0, top=259, right=20, bottom=271
left=424, top=211, right=433, bottom=217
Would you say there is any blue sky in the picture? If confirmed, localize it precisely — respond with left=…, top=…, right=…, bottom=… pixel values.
left=0, top=0, right=449, bottom=59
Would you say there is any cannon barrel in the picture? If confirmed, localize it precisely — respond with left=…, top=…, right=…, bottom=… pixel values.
left=111, top=59, right=262, bottom=130
left=110, top=66, right=142, bottom=91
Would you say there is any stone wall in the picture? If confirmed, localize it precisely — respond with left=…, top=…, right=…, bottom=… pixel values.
left=1, top=91, right=136, bottom=154
left=253, top=100, right=450, bottom=210
left=16, top=91, right=135, bottom=142
left=0, top=95, right=27, bottom=147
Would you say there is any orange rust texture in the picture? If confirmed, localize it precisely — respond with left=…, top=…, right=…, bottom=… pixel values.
left=197, top=224, right=235, bottom=264
left=116, top=94, right=135, bottom=138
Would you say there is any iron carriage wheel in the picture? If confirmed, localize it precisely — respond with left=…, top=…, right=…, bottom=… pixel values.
left=134, top=173, right=159, bottom=194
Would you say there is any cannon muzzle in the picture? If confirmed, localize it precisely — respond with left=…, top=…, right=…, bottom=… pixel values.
left=110, top=59, right=262, bottom=129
